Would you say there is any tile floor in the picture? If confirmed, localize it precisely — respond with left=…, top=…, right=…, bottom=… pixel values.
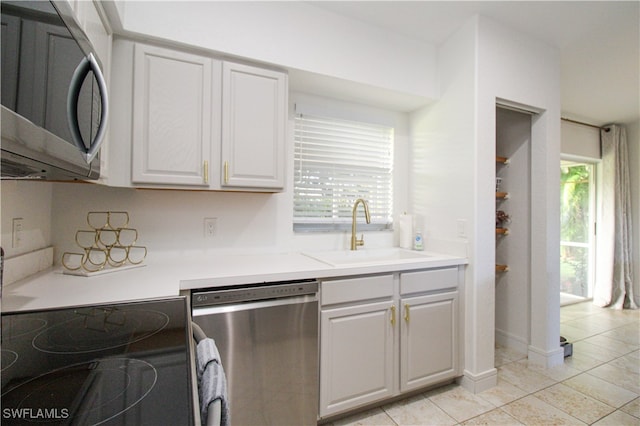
left=326, top=301, right=639, bottom=425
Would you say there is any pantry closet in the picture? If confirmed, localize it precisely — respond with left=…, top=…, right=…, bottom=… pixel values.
left=495, top=106, right=533, bottom=354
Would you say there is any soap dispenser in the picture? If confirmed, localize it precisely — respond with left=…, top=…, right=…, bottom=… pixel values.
left=414, top=230, right=424, bottom=251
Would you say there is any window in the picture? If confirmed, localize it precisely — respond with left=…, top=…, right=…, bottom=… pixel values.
left=293, top=113, right=394, bottom=232
left=560, top=160, right=596, bottom=303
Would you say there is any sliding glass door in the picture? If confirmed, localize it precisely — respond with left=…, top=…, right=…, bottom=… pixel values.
left=560, top=161, right=596, bottom=304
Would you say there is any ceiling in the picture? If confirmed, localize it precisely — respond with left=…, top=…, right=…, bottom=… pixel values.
left=309, top=1, right=639, bottom=126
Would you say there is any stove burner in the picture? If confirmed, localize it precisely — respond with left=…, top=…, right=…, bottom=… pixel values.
left=1, top=350, right=18, bottom=371
left=1, top=357, right=157, bottom=425
left=2, top=318, right=47, bottom=340
left=32, top=309, right=169, bottom=354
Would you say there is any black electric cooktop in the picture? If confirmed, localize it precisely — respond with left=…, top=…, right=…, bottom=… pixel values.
left=1, top=297, right=195, bottom=425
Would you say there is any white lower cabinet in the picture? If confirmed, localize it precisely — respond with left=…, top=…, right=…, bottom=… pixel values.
left=320, top=299, right=395, bottom=417
left=400, top=291, right=458, bottom=392
left=319, top=268, right=461, bottom=418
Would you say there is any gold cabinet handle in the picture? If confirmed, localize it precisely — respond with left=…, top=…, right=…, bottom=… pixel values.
left=390, top=305, right=396, bottom=327
left=404, top=303, right=410, bottom=323
left=223, top=161, right=229, bottom=184
left=203, top=160, right=209, bottom=184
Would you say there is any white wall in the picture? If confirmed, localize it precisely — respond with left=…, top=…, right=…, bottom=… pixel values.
left=410, top=22, right=476, bottom=247
left=410, top=15, right=562, bottom=392
left=114, top=1, right=438, bottom=102
left=410, top=17, right=486, bottom=390
left=51, top=183, right=289, bottom=258
left=626, top=119, right=640, bottom=306
left=476, top=17, right=562, bottom=369
left=0, top=181, right=52, bottom=258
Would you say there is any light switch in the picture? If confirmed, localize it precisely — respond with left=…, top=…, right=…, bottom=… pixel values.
left=457, top=219, right=467, bottom=238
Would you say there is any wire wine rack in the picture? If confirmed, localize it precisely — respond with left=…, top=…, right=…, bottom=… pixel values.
left=62, top=211, right=147, bottom=275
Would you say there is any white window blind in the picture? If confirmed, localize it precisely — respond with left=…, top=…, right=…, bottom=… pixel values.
left=294, top=113, right=394, bottom=232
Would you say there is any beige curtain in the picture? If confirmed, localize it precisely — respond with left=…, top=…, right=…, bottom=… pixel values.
left=594, top=124, right=637, bottom=309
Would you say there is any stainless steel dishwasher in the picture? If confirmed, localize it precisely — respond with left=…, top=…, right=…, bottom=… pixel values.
left=191, top=280, right=319, bottom=426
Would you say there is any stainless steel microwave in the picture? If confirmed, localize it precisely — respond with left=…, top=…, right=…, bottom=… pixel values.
left=1, top=0, right=108, bottom=180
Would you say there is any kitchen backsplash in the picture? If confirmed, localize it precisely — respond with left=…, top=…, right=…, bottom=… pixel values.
left=1, top=181, right=53, bottom=259
left=48, top=182, right=396, bottom=263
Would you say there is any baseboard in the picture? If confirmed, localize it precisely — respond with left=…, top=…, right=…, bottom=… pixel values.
left=458, top=368, right=498, bottom=393
left=527, top=344, right=565, bottom=368
left=495, top=327, right=528, bottom=354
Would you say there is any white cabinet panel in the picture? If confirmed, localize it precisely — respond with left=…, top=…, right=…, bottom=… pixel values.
left=321, top=274, right=393, bottom=306
left=320, top=300, right=395, bottom=417
left=112, top=43, right=287, bottom=190
left=400, top=291, right=458, bottom=392
left=319, top=269, right=462, bottom=419
left=221, top=62, right=286, bottom=189
left=132, top=44, right=217, bottom=186
left=400, top=267, right=458, bottom=295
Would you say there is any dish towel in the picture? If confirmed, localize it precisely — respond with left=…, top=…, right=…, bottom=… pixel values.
left=196, top=336, right=221, bottom=377
left=197, top=338, right=229, bottom=426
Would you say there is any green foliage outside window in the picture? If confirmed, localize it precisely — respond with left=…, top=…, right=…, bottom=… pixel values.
left=560, top=164, right=591, bottom=297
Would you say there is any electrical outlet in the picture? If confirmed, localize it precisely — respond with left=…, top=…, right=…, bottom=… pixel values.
left=204, top=218, right=217, bottom=238
left=12, top=217, right=24, bottom=248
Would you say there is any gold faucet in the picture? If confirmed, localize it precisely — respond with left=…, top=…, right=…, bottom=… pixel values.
left=351, top=198, right=371, bottom=250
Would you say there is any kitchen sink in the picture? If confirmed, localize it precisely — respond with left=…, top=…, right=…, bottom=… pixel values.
left=303, top=247, right=432, bottom=267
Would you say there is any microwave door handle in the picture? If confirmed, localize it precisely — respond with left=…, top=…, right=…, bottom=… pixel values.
left=67, top=53, right=109, bottom=164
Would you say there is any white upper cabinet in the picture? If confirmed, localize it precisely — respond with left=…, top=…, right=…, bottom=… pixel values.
left=131, top=44, right=218, bottom=186
left=221, top=62, right=287, bottom=190
left=111, top=41, right=287, bottom=191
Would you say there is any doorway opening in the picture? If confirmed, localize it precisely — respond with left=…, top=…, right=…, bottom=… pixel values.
left=560, top=160, right=596, bottom=306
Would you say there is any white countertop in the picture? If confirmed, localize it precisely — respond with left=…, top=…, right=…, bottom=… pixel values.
left=1, top=249, right=467, bottom=313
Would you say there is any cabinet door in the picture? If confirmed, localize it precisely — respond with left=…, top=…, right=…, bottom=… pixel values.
left=400, top=291, right=458, bottom=392
left=320, top=300, right=395, bottom=417
left=221, top=62, right=286, bottom=190
left=132, top=44, right=215, bottom=186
